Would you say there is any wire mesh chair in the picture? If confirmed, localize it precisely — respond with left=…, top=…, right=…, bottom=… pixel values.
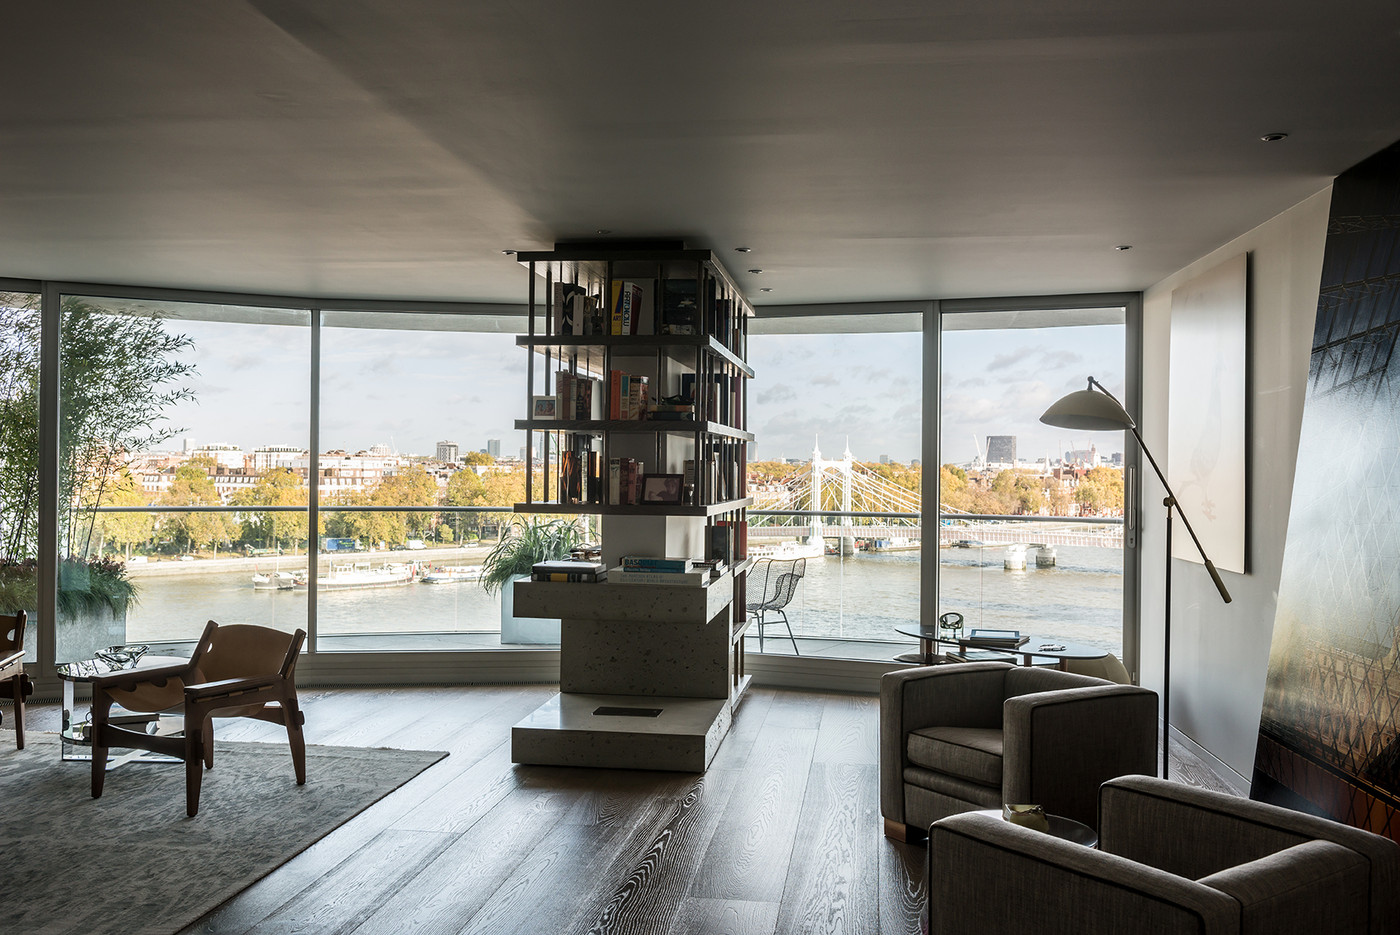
left=746, top=558, right=806, bottom=655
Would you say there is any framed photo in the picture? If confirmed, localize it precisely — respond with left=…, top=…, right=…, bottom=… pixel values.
left=641, top=473, right=685, bottom=504
left=531, top=395, right=558, bottom=420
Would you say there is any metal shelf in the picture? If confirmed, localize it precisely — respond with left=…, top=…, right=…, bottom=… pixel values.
left=514, top=419, right=753, bottom=441
left=513, top=497, right=753, bottom=518
left=516, top=334, right=754, bottom=378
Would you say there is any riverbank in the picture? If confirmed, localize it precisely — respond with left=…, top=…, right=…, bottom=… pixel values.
left=122, top=544, right=493, bottom=577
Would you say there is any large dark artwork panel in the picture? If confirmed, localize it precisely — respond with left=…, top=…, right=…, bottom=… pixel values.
left=1253, top=140, right=1400, bottom=839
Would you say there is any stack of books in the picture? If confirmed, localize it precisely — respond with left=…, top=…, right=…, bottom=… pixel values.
left=965, top=629, right=1030, bottom=648
left=531, top=560, right=607, bottom=583
left=609, top=556, right=709, bottom=586
left=648, top=402, right=695, bottom=421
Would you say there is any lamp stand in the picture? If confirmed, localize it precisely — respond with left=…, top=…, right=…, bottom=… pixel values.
left=1162, top=498, right=1173, bottom=781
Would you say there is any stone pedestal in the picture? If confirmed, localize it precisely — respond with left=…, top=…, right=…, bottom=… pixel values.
left=509, top=570, right=746, bottom=772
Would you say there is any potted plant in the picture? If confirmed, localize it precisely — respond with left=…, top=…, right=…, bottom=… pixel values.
left=0, top=556, right=138, bottom=661
left=480, top=517, right=583, bottom=644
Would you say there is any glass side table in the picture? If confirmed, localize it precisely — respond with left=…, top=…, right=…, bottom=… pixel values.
left=56, top=653, right=188, bottom=767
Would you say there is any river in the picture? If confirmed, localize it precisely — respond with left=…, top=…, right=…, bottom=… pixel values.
left=119, top=544, right=1123, bottom=654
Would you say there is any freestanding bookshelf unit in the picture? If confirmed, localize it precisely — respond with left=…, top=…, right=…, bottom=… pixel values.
left=508, top=243, right=754, bottom=772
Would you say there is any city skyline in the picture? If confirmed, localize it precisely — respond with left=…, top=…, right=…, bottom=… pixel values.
left=145, top=314, right=1125, bottom=468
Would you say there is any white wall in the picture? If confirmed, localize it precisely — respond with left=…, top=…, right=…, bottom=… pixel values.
left=1140, top=188, right=1330, bottom=785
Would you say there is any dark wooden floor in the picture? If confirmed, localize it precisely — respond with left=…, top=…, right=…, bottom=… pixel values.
left=14, top=684, right=1234, bottom=935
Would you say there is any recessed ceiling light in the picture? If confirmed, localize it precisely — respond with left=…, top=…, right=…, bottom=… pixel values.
left=759, top=287, right=773, bottom=293
left=502, top=249, right=516, bottom=255
left=596, top=229, right=612, bottom=235
left=1260, top=132, right=1289, bottom=143
left=1114, top=245, right=1132, bottom=251
left=734, top=246, right=752, bottom=253
left=747, top=268, right=763, bottom=274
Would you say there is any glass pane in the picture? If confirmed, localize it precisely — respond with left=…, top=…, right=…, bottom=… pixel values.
left=317, top=312, right=529, bottom=651
left=938, top=312, right=1127, bottom=660
left=0, top=291, right=41, bottom=659
left=744, top=327, right=922, bottom=658
left=94, top=511, right=308, bottom=653
left=57, top=295, right=310, bottom=660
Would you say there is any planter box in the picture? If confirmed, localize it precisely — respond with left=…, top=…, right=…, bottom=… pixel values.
left=500, top=575, right=560, bottom=645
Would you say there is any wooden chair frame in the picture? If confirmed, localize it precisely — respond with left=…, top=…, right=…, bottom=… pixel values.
left=1, top=609, right=32, bottom=749
left=89, top=620, right=307, bottom=816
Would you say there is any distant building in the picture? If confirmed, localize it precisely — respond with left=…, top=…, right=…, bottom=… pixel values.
left=190, top=443, right=245, bottom=470
left=879, top=454, right=890, bottom=464
left=252, top=446, right=303, bottom=473
left=486, top=438, right=501, bottom=459
left=436, top=440, right=459, bottom=463
left=985, top=435, right=1017, bottom=466
left=1064, top=443, right=1102, bottom=468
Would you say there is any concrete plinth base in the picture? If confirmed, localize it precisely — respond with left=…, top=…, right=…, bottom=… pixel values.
left=512, top=691, right=731, bottom=772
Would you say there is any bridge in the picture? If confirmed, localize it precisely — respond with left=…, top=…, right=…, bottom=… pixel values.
left=749, top=440, right=1122, bottom=550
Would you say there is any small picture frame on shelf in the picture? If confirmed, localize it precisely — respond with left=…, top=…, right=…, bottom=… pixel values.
left=532, top=395, right=559, bottom=420
left=641, top=473, right=685, bottom=504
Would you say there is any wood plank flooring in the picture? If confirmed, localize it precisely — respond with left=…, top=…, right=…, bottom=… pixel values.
left=11, top=684, right=1236, bottom=935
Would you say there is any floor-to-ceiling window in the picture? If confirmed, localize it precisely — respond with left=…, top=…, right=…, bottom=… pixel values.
left=937, top=304, right=1134, bottom=666
left=745, top=308, right=924, bottom=659
left=0, top=287, right=42, bottom=659
left=55, top=294, right=310, bottom=661
left=315, top=309, right=530, bottom=651
left=12, top=279, right=1139, bottom=688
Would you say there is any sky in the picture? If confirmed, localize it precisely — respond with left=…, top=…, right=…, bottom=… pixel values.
left=939, top=324, right=1127, bottom=465
left=146, top=316, right=1125, bottom=466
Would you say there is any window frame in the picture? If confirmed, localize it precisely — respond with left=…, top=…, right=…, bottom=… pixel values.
left=20, top=281, right=1141, bottom=695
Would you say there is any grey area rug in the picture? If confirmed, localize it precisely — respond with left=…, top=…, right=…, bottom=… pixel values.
left=0, top=732, right=447, bottom=935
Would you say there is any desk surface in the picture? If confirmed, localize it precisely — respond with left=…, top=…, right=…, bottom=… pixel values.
left=892, top=626, right=1107, bottom=662
left=56, top=654, right=187, bottom=682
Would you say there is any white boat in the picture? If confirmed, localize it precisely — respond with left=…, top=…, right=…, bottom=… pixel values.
left=749, top=539, right=825, bottom=560
left=419, top=565, right=483, bottom=584
left=251, top=570, right=297, bottom=591
left=294, top=562, right=416, bottom=591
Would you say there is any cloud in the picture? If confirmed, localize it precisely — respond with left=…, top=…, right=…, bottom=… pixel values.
left=987, top=347, right=1037, bottom=371
left=758, top=384, right=797, bottom=404
left=811, top=374, right=839, bottom=387
left=1039, top=349, right=1083, bottom=370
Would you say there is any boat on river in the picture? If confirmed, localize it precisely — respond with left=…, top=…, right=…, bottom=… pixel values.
left=749, top=539, right=825, bottom=561
left=419, top=565, right=483, bottom=584
left=251, top=570, right=297, bottom=591
left=293, top=562, right=417, bottom=591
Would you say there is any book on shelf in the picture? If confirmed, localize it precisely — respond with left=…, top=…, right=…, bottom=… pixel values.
left=553, top=282, right=590, bottom=336
left=660, top=279, right=699, bottom=335
left=558, top=435, right=601, bottom=504
left=610, top=281, right=643, bottom=335
left=607, top=566, right=709, bottom=586
left=620, top=556, right=694, bottom=573
left=556, top=371, right=604, bottom=421
left=532, top=570, right=606, bottom=583
left=708, top=519, right=746, bottom=564
left=606, top=371, right=650, bottom=420
left=608, top=457, right=644, bottom=505
left=947, top=649, right=1017, bottom=663
left=531, top=559, right=607, bottom=583
left=966, top=629, right=1029, bottom=648
left=532, top=560, right=607, bottom=575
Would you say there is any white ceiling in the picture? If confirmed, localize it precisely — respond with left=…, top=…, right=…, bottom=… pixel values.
left=4, top=1, right=1399, bottom=307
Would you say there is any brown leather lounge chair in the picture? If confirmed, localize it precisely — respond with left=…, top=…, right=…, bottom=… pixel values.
left=89, top=620, right=307, bottom=816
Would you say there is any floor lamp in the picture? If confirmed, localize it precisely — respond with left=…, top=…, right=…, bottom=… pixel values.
left=1040, top=376, right=1231, bottom=780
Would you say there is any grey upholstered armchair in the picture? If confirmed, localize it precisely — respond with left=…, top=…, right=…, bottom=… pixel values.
left=880, top=661, right=1157, bottom=841
left=928, top=775, right=1400, bottom=935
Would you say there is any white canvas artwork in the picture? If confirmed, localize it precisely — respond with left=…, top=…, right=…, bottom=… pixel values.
left=1167, top=253, right=1248, bottom=574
